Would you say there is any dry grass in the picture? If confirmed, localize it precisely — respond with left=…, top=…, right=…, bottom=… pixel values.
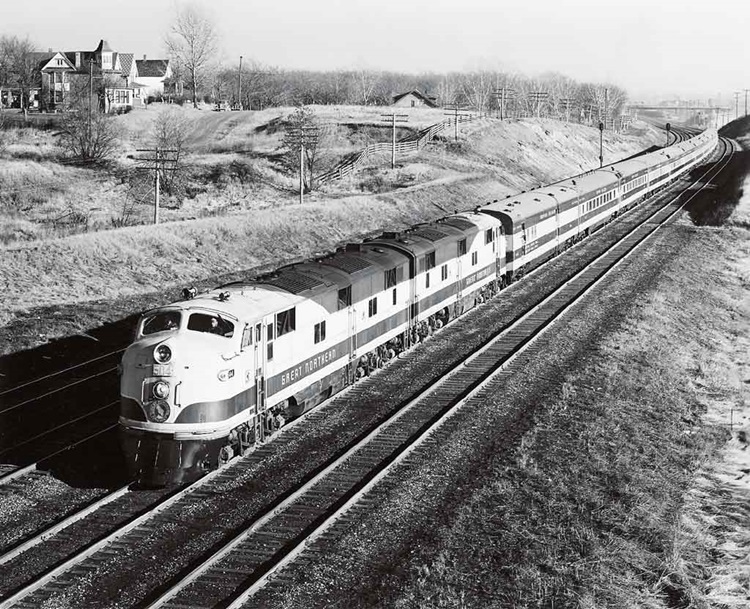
left=0, top=111, right=660, bottom=332
left=0, top=105, right=662, bottom=248
left=385, top=210, right=749, bottom=607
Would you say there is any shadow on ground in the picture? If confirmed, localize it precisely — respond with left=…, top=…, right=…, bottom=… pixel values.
left=684, top=147, right=750, bottom=227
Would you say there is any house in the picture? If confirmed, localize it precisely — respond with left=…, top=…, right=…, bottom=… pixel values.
left=134, top=56, right=172, bottom=99
left=392, top=90, right=438, bottom=108
left=37, top=39, right=146, bottom=112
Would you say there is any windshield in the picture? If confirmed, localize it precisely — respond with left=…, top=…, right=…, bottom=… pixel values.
left=141, top=311, right=181, bottom=336
left=187, top=313, right=235, bottom=338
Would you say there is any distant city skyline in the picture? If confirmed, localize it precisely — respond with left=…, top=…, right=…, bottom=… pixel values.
left=1, top=0, right=746, bottom=106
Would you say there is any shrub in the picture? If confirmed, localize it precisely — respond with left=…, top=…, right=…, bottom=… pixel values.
left=60, top=104, right=119, bottom=163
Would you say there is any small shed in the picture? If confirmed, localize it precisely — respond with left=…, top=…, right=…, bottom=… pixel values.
left=392, top=90, right=438, bottom=108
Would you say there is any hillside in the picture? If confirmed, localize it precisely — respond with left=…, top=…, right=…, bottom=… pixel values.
left=0, top=106, right=662, bottom=351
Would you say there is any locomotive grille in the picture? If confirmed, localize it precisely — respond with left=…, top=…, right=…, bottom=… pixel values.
left=410, top=227, right=449, bottom=242
left=440, top=217, right=476, bottom=231
left=261, top=272, right=325, bottom=294
left=321, top=255, right=372, bottom=274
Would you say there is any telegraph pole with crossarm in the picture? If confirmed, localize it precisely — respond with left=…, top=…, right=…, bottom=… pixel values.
left=493, top=87, right=515, bottom=120
left=285, top=125, right=320, bottom=204
left=444, top=106, right=473, bottom=141
left=381, top=113, right=409, bottom=169
left=136, top=148, right=178, bottom=224
left=529, top=91, right=549, bottom=118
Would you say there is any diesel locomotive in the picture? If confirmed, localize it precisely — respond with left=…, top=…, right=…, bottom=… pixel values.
left=120, top=128, right=717, bottom=485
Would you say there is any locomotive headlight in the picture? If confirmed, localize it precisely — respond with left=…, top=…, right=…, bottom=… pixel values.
left=152, top=381, right=170, bottom=399
left=147, top=400, right=171, bottom=423
left=154, top=344, right=172, bottom=364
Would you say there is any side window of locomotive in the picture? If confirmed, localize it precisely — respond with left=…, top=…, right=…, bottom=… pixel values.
left=485, top=229, right=493, bottom=244
left=368, top=297, right=378, bottom=317
left=338, top=286, right=352, bottom=310
left=441, top=264, right=448, bottom=281
left=266, top=323, right=274, bottom=360
left=241, top=325, right=252, bottom=349
left=314, top=321, right=326, bottom=344
left=141, top=311, right=181, bottom=336
left=275, top=307, right=296, bottom=337
left=187, top=313, right=234, bottom=337
left=471, top=251, right=478, bottom=266
left=457, top=239, right=467, bottom=256
left=384, top=268, right=397, bottom=289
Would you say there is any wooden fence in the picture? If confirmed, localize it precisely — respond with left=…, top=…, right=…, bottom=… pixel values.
left=316, top=113, right=478, bottom=186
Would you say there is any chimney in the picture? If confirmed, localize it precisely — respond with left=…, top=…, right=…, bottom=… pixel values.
left=48, top=47, right=52, bottom=53
left=143, top=54, right=147, bottom=60
left=75, top=52, right=81, bottom=68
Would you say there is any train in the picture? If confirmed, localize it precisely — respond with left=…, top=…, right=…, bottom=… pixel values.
left=119, top=128, right=718, bottom=486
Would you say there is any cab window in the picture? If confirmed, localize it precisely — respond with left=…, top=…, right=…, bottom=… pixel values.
left=187, top=313, right=234, bottom=338
left=141, top=311, right=181, bottom=336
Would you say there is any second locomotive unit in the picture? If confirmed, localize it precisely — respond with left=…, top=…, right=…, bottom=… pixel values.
left=120, top=128, right=717, bottom=485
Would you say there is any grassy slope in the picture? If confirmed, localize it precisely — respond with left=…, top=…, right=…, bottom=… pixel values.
left=0, top=109, right=659, bottom=342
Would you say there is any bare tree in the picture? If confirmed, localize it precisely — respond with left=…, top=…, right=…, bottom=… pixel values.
left=460, top=71, right=495, bottom=116
left=152, top=107, right=192, bottom=195
left=61, top=102, right=119, bottom=162
left=165, top=4, right=219, bottom=108
left=0, top=36, right=39, bottom=114
left=353, top=68, right=380, bottom=106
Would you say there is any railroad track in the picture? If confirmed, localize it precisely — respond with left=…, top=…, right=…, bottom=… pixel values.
left=0, top=417, right=117, bottom=487
left=0, top=137, right=733, bottom=608
left=0, top=347, right=122, bottom=464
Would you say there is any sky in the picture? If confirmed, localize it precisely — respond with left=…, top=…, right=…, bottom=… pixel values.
left=1, top=0, right=747, bottom=104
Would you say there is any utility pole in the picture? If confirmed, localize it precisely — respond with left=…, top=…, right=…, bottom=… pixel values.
left=493, top=87, right=515, bottom=120
left=528, top=91, right=549, bottom=117
left=734, top=91, right=740, bottom=119
left=598, top=121, right=604, bottom=168
left=136, top=148, right=178, bottom=224
left=89, top=58, right=93, bottom=123
left=285, top=124, right=319, bottom=204
left=237, top=55, right=243, bottom=110
left=88, top=58, right=104, bottom=141
left=745, top=88, right=749, bottom=116
left=444, top=106, right=472, bottom=142
left=380, top=112, right=409, bottom=169
left=604, top=87, right=609, bottom=129
left=560, top=98, right=573, bottom=122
